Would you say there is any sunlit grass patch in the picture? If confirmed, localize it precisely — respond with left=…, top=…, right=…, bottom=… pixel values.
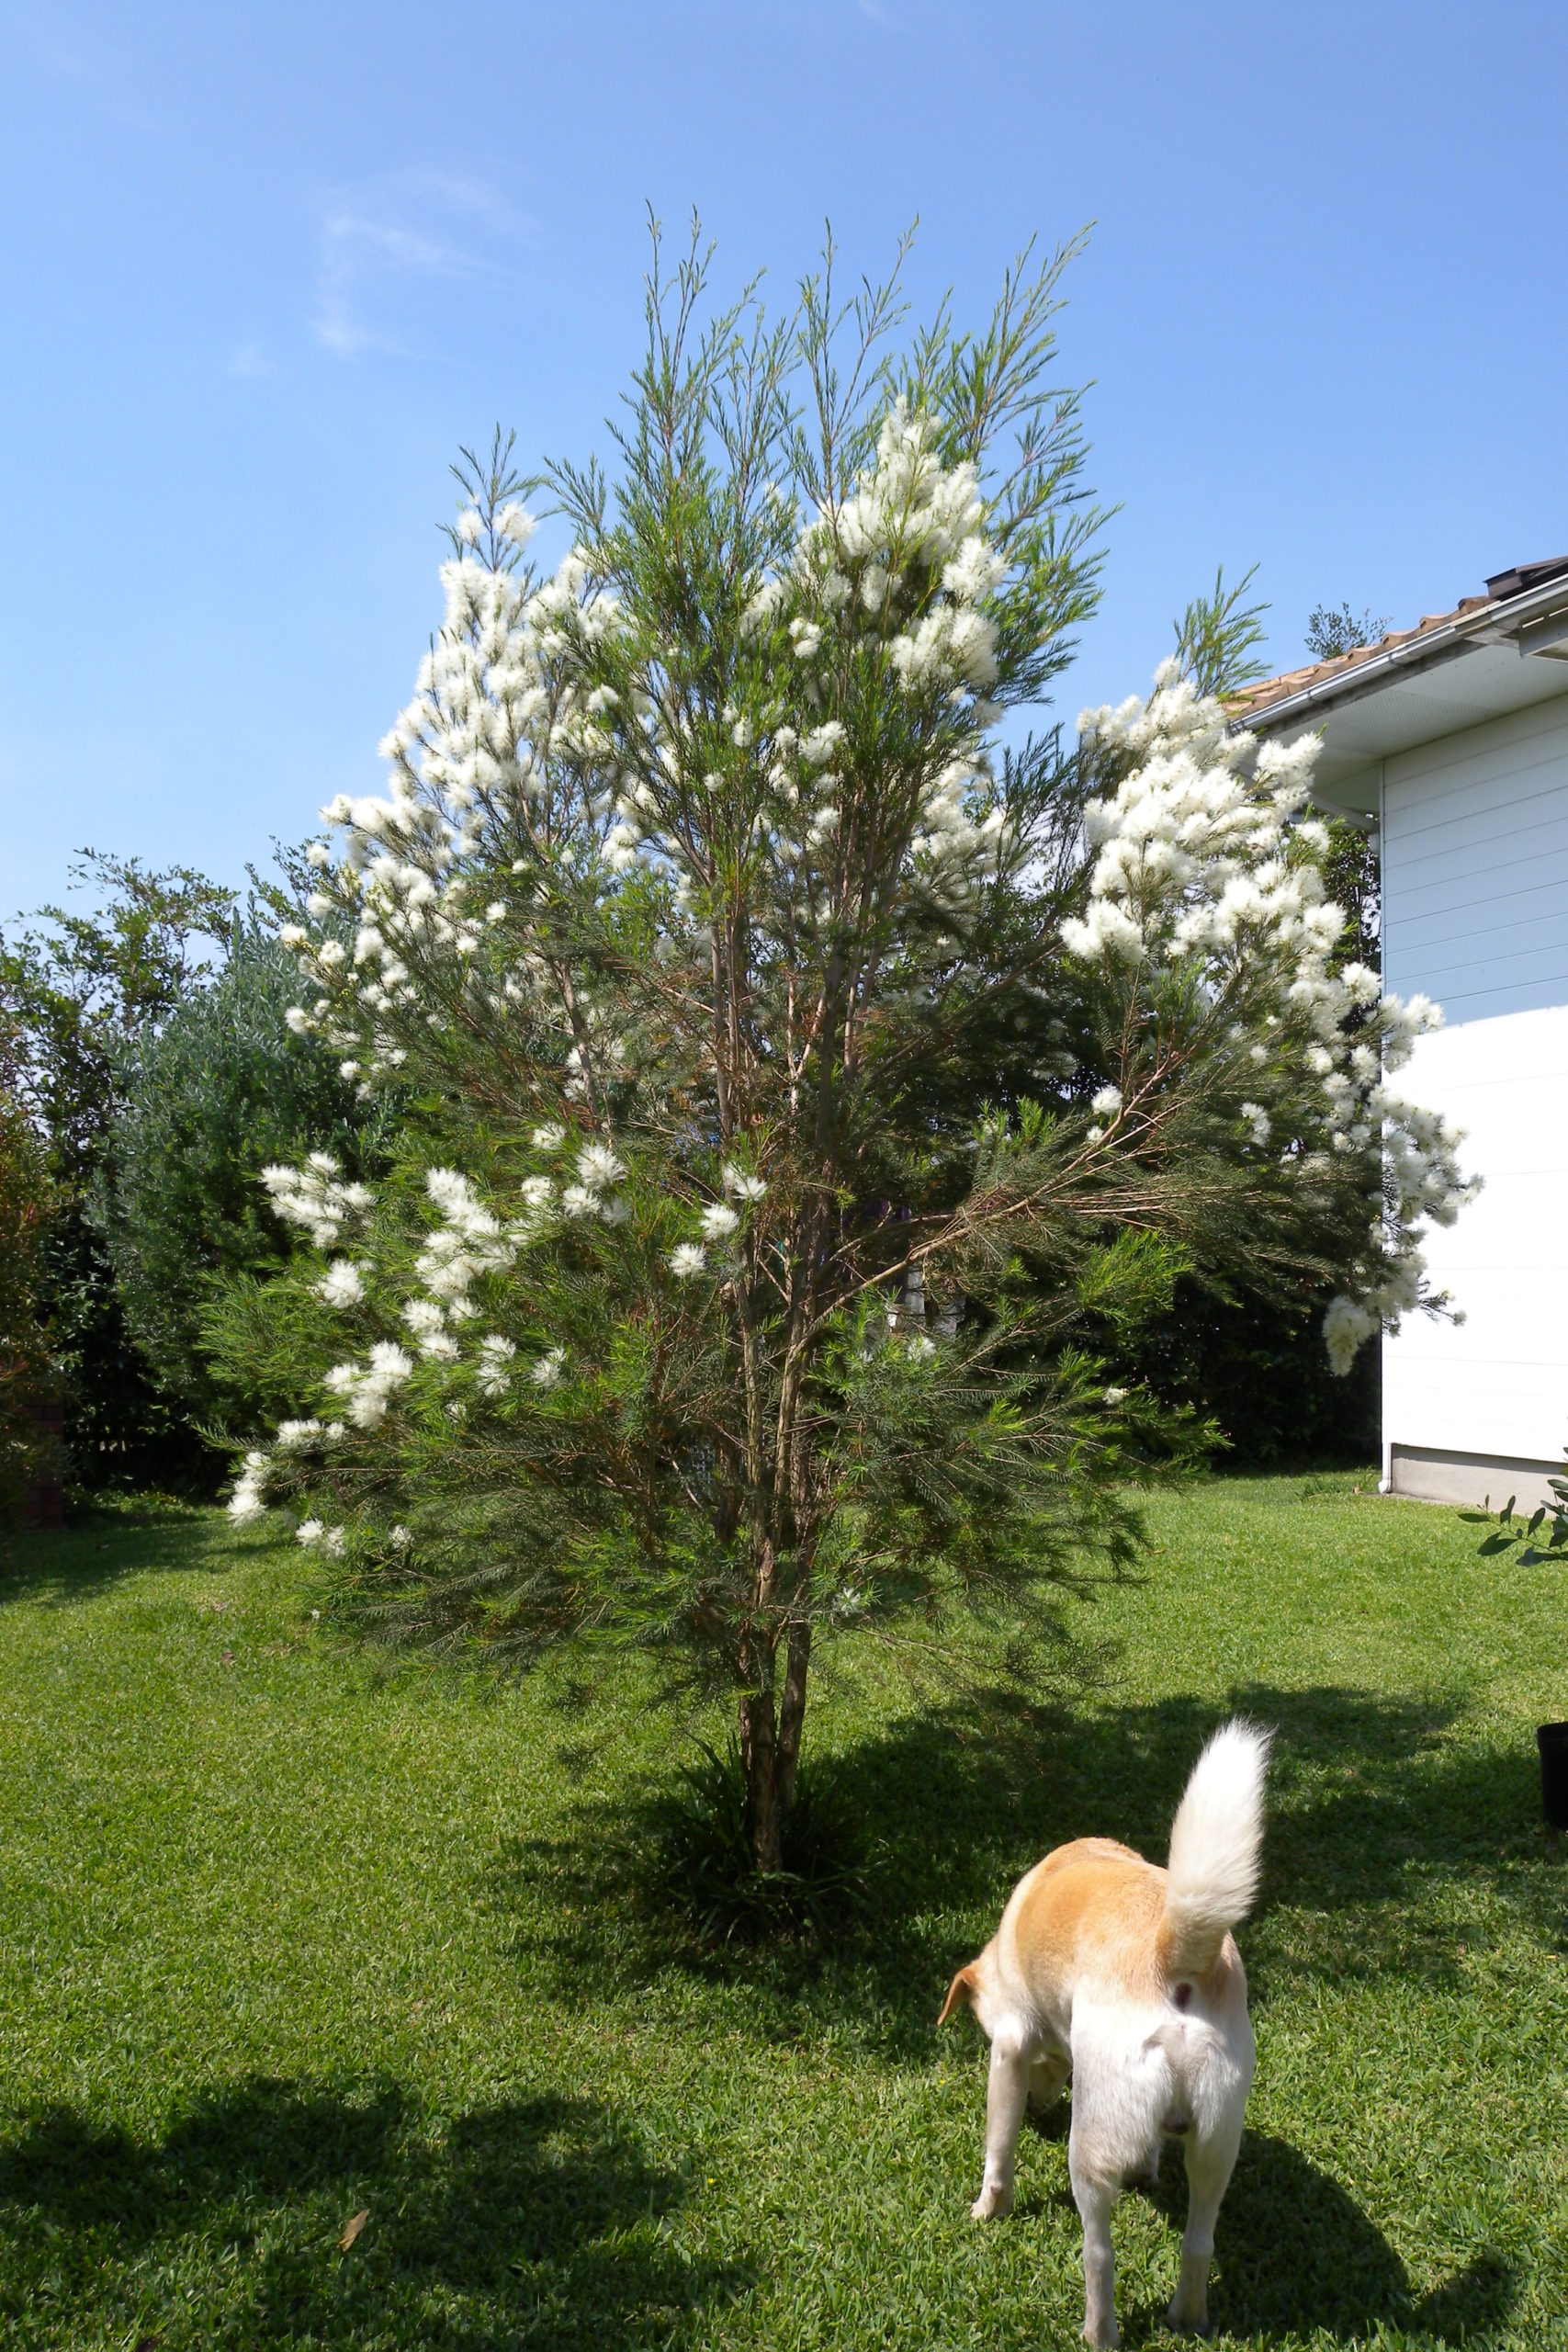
left=0, top=1471, right=1562, bottom=2347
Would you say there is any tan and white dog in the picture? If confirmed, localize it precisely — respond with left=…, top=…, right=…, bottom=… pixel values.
left=939, top=1720, right=1270, bottom=2347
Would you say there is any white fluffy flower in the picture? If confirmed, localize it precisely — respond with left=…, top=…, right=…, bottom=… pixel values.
left=496, top=502, right=538, bottom=548
left=425, top=1168, right=501, bottom=1238
left=699, top=1202, right=739, bottom=1241
left=576, top=1141, right=626, bottom=1191
left=670, top=1242, right=707, bottom=1279
left=1323, top=1294, right=1380, bottom=1376
left=296, top=1518, right=324, bottom=1546
left=324, top=1340, right=414, bottom=1430
left=261, top=1159, right=375, bottom=1250
left=315, top=1260, right=365, bottom=1309
left=477, top=1334, right=516, bottom=1396
left=226, top=1447, right=271, bottom=1525
left=530, top=1346, right=566, bottom=1388
left=1090, top=1085, right=1123, bottom=1118
left=721, top=1163, right=767, bottom=1203
left=800, top=721, right=845, bottom=768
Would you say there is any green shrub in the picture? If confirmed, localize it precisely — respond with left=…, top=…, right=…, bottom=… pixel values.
left=96, top=922, right=397, bottom=1441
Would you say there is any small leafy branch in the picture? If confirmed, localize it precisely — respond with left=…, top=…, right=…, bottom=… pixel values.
left=1466, top=1476, right=1568, bottom=1564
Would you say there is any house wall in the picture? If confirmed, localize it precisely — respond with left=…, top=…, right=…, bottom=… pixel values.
left=1379, top=689, right=1568, bottom=1508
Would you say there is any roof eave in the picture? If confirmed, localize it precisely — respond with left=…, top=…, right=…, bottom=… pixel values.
left=1233, top=571, right=1568, bottom=737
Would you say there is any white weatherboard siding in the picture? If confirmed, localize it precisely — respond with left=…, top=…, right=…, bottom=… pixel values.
left=1380, top=693, right=1568, bottom=1507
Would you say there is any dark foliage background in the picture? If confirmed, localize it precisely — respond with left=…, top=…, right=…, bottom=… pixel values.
left=1, top=854, right=390, bottom=1496
left=96, top=922, right=398, bottom=1443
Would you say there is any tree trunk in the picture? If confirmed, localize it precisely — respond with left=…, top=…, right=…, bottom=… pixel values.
left=739, top=1624, right=812, bottom=1872
left=775, top=1623, right=811, bottom=1818
left=739, top=1685, right=782, bottom=1872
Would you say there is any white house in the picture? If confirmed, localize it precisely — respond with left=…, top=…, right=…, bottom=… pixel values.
left=1235, top=560, right=1568, bottom=1509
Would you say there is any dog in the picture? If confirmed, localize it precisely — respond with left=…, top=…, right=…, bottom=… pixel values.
left=939, top=1720, right=1270, bottom=2347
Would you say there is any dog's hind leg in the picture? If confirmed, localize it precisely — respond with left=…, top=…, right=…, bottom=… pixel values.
left=1167, top=2116, right=1242, bottom=2335
left=970, top=2036, right=1030, bottom=2219
left=1067, top=2138, right=1121, bottom=2349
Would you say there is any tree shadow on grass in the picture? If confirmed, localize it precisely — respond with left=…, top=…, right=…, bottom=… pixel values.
left=0, top=2077, right=739, bottom=2349
left=1134, top=2130, right=1516, bottom=2346
left=0, top=1500, right=254, bottom=1607
left=497, top=1679, right=1565, bottom=2062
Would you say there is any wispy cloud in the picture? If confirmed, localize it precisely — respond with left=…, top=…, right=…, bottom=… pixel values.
left=312, top=177, right=534, bottom=360
left=4, top=16, right=159, bottom=130
left=225, top=337, right=276, bottom=379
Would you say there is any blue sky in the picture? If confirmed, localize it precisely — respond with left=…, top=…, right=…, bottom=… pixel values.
left=2, top=0, right=1564, bottom=923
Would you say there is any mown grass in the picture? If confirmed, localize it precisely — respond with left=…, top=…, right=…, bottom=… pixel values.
left=0, top=1472, right=1563, bottom=2349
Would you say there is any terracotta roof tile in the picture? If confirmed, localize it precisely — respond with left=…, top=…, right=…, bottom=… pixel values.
left=1228, top=559, right=1568, bottom=723
left=1225, top=601, right=1476, bottom=721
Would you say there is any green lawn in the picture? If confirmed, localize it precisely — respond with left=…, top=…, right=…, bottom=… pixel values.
left=1, top=1474, right=1563, bottom=2349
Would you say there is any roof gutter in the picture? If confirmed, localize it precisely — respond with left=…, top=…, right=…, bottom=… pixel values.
left=1235, top=571, right=1568, bottom=737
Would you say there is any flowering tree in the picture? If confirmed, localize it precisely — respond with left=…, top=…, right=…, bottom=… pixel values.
left=227, top=232, right=1470, bottom=1869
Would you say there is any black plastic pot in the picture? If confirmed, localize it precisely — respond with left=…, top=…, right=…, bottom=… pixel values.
left=1537, top=1722, right=1568, bottom=1831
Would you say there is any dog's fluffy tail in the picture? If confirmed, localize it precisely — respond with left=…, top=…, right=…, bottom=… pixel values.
left=1158, top=1719, right=1270, bottom=1981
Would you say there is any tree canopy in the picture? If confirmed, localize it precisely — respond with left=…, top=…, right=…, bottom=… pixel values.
left=218, top=228, right=1470, bottom=1867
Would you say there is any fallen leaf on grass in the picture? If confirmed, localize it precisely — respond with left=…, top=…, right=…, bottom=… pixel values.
left=339, top=2208, right=370, bottom=2252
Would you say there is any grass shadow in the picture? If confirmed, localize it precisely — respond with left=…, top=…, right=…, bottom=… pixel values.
left=0, top=2076, right=739, bottom=2348
left=496, top=1680, right=1565, bottom=2061
left=1137, top=2129, right=1516, bottom=2345
left=0, top=1501, right=263, bottom=1606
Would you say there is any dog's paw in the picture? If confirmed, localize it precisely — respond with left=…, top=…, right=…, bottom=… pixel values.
left=969, top=2185, right=1013, bottom=2220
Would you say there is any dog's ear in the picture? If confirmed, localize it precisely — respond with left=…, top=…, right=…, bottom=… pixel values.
left=937, top=1964, right=977, bottom=2027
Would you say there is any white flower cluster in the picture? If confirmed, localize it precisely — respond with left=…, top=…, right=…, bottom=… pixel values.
left=417, top=1167, right=517, bottom=1305
left=261, top=1154, right=375, bottom=1249
left=476, top=1334, right=516, bottom=1396
left=666, top=1163, right=767, bottom=1281
left=1066, top=664, right=1333, bottom=969
left=599, top=404, right=1010, bottom=913
left=278, top=528, right=629, bottom=1087
left=296, top=1519, right=346, bottom=1555
left=560, top=1141, right=629, bottom=1226
left=275, top=394, right=1021, bottom=1140
left=227, top=1448, right=272, bottom=1526
left=801, top=401, right=1002, bottom=693
left=324, top=1340, right=414, bottom=1430
left=1066, top=666, right=1476, bottom=1372
left=226, top=1128, right=629, bottom=1527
